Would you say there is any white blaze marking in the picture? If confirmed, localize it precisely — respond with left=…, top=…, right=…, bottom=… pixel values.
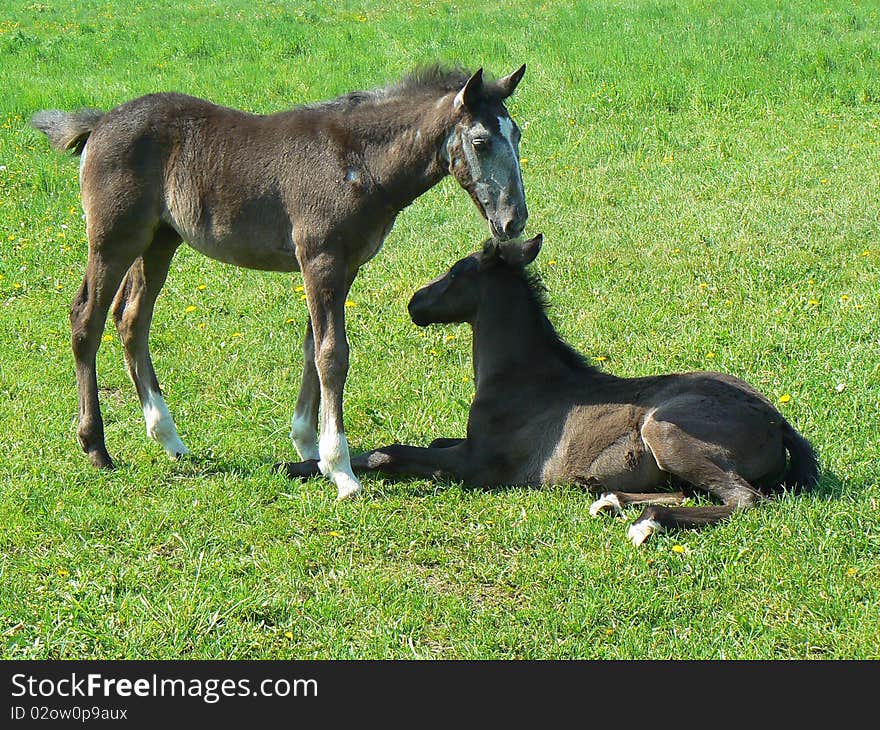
left=498, top=115, right=524, bottom=191
left=142, top=390, right=190, bottom=458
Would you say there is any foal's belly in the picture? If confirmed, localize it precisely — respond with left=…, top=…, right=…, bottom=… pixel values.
left=162, top=193, right=300, bottom=272
left=540, top=408, right=665, bottom=492
left=580, top=433, right=665, bottom=491
left=182, top=232, right=300, bottom=272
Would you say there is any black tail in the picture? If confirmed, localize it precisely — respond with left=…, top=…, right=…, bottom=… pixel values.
left=782, top=422, right=819, bottom=491
left=30, top=109, right=105, bottom=155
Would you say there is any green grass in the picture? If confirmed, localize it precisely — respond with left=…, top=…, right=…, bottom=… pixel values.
left=1, top=0, right=878, bottom=659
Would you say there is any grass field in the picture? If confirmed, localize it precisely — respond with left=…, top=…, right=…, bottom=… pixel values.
left=1, top=0, right=878, bottom=659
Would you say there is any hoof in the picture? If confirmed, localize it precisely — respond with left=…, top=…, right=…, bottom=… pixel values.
left=335, top=473, right=363, bottom=501
left=589, top=493, right=622, bottom=517
left=165, top=441, right=192, bottom=461
left=627, top=518, right=662, bottom=547
left=276, top=459, right=321, bottom=480
left=87, top=448, right=115, bottom=470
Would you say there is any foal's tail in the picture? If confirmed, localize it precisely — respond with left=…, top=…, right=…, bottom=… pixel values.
left=30, top=109, right=105, bottom=155
left=781, top=422, right=820, bottom=492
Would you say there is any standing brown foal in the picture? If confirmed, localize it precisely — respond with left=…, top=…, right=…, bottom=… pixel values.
left=31, top=65, right=529, bottom=499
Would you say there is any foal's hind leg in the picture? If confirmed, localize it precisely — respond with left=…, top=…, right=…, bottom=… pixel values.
left=71, top=235, right=151, bottom=468
left=589, top=491, right=687, bottom=517
left=111, top=228, right=189, bottom=459
left=627, top=416, right=764, bottom=546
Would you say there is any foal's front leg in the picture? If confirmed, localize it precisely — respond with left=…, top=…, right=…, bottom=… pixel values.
left=290, top=318, right=320, bottom=460
left=281, top=442, right=473, bottom=483
left=301, top=259, right=361, bottom=500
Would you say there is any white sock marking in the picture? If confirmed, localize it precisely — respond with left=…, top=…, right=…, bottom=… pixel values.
left=291, top=411, right=319, bottom=461
left=318, top=429, right=362, bottom=500
left=627, top=518, right=663, bottom=547
left=589, top=492, right=622, bottom=517
left=142, top=391, right=189, bottom=458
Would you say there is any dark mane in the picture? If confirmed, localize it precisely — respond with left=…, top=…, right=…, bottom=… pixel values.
left=311, top=64, right=471, bottom=112
left=519, top=268, right=598, bottom=374
left=391, top=64, right=473, bottom=96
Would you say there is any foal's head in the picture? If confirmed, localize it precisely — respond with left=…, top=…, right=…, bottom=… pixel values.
left=408, top=234, right=543, bottom=326
left=443, top=66, right=529, bottom=241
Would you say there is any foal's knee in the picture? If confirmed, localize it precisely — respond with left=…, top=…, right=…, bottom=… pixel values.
left=315, top=338, right=349, bottom=384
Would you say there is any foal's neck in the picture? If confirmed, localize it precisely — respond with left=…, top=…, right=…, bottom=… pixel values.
left=471, top=275, right=592, bottom=389
left=356, top=96, right=454, bottom=209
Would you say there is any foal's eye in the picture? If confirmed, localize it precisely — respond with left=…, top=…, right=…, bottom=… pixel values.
left=472, top=138, right=490, bottom=150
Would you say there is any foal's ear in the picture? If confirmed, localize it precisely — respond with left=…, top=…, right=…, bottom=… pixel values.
left=454, top=68, right=484, bottom=112
left=498, top=234, right=543, bottom=267
left=495, top=64, right=526, bottom=99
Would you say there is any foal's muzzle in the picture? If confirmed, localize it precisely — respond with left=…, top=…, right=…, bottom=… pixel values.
left=407, top=289, right=432, bottom=327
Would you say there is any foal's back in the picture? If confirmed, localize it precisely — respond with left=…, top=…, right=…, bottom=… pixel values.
left=81, top=92, right=368, bottom=273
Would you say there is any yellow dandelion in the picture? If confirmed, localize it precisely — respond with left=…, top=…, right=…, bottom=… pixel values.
left=284, top=631, right=294, bottom=639
left=295, top=285, right=304, bottom=292
left=593, top=355, right=607, bottom=362
left=57, top=568, right=70, bottom=577
left=706, top=351, right=716, bottom=359
left=102, top=334, right=114, bottom=343
left=671, top=544, right=685, bottom=554
left=12, top=282, right=21, bottom=289
left=344, top=300, right=356, bottom=308
left=808, top=299, right=819, bottom=306
left=285, top=317, right=297, bottom=324
left=197, top=322, right=207, bottom=330
left=197, top=283, right=206, bottom=291
left=846, top=567, right=857, bottom=576
left=184, top=305, right=197, bottom=313
left=779, top=394, right=791, bottom=404
left=547, top=259, right=557, bottom=265
left=698, top=282, right=708, bottom=289
left=520, top=157, right=529, bottom=165
left=840, top=294, right=850, bottom=302
left=605, top=628, right=614, bottom=636
left=299, top=294, right=307, bottom=301
left=232, top=332, right=242, bottom=338
left=327, top=530, right=341, bottom=537
left=673, top=248, right=681, bottom=254
left=862, top=249, right=870, bottom=257
left=444, top=334, right=456, bottom=341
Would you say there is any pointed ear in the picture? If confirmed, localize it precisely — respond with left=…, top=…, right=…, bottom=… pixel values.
left=454, top=68, right=484, bottom=112
left=482, top=237, right=500, bottom=259
left=496, top=64, right=526, bottom=99
left=498, top=234, right=543, bottom=267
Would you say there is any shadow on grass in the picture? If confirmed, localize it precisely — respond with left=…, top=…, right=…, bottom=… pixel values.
left=273, top=456, right=854, bottom=508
